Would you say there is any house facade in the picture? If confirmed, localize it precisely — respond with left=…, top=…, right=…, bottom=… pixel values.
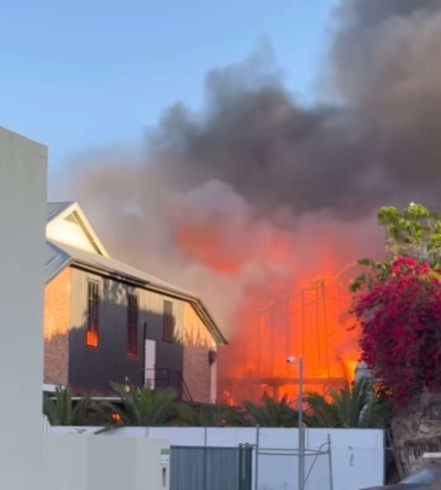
left=44, top=202, right=227, bottom=403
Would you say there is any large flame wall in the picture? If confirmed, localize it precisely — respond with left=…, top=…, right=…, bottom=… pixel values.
left=174, top=218, right=369, bottom=406
left=218, top=276, right=359, bottom=405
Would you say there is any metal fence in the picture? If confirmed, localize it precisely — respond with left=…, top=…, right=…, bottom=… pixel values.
left=257, top=440, right=333, bottom=490
left=170, top=445, right=253, bottom=490
left=254, top=427, right=334, bottom=490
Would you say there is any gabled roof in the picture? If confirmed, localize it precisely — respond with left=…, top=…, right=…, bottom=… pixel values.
left=47, top=202, right=109, bottom=256
left=47, top=202, right=74, bottom=223
left=45, top=202, right=227, bottom=345
left=53, top=240, right=195, bottom=298
left=46, top=240, right=72, bottom=284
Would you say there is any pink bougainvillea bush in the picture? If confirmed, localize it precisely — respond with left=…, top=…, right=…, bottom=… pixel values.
left=353, top=257, right=441, bottom=407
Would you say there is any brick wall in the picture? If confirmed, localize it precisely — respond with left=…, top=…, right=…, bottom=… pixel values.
left=182, top=303, right=216, bottom=403
left=44, top=267, right=71, bottom=386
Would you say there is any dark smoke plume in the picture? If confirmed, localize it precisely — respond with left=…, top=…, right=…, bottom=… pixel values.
left=329, top=0, right=441, bottom=202
left=68, top=0, right=441, bottom=331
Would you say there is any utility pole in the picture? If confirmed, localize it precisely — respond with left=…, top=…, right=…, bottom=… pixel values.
left=298, top=358, right=304, bottom=490
left=287, top=355, right=305, bottom=490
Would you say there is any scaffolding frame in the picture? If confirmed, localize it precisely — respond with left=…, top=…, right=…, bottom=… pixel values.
left=254, top=425, right=334, bottom=490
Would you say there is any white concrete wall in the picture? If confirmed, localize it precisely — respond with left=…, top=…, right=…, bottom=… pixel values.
left=51, top=426, right=384, bottom=490
left=0, top=126, right=47, bottom=489
left=41, top=434, right=170, bottom=490
left=143, top=427, right=384, bottom=490
left=0, top=126, right=170, bottom=490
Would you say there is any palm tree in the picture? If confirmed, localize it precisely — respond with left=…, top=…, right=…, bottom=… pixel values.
left=223, top=406, right=251, bottom=427
left=176, top=403, right=250, bottom=427
left=176, top=403, right=222, bottom=427
left=106, top=381, right=178, bottom=427
left=244, top=393, right=300, bottom=428
left=43, top=386, right=102, bottom=426
left=304, top=379, right=388, bottom=428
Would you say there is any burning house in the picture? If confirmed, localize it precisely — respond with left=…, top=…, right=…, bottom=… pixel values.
left=44, top=201, right=227, bottom=403
left=64, top=0, right=441, bottom=405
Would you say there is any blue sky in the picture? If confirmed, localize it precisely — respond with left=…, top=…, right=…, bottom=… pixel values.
left=0, top=0, right=338, bottom=189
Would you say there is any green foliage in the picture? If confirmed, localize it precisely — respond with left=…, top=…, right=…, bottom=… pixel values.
left=44, top=383, right=390, bottom=429
left=105, top=381, right=178, bottom=427
left=175, top=403, right=222, bottom=427
left=351, top=203, right=441, bottom=293
left=244, top=393, right=300, bottom=428
left=379, top=203, right=441, bottom=264
left=223, top=406, right=251, bottom=427
left=43, top=386, right=103, bottom=426
left=350, top=259, right=392, bottom=293
left=175, top=403, right=250, bottom=427
left=303, top=392, right=341, bottom=428
left=304, top=379, right=389, bottom=429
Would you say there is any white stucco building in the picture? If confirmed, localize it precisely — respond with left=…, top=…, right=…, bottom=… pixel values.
left=0, top=126, right=169, bottom=490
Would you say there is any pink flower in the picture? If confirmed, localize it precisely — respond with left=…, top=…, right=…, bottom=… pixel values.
left=354, top=256, right=441, bottom=407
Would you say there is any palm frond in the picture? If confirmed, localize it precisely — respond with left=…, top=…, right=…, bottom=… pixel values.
left=306, top=379, right=389, bottom=429
left=110, top=381, right=178, bottom=427
left=244, top=393, right=299, bottom=428
left=175, top=403, right=199, bottom=426
left=43, top=386, right=104, bottom=426
left=304, top=392, right=342, bottom=428
left=43, top=393, right=60, bottom=425
left=222, top=407, right=250, bottom=427
left=199, top=404, right=222, bottom=427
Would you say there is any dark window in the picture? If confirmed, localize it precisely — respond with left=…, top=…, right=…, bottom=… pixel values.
left=208, top=350, right=217, bottom=365
left=163, top=300, right=174, bottom=342
left=86, top=281, right=100, bottom=349
left=127, top=293, right=139, bottom=359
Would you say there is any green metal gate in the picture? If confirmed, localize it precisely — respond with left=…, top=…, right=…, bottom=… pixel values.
left=170, top=445, right=253, bottom=490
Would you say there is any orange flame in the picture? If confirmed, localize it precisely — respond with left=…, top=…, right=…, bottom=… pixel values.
left=175, top=220, right=362, bottom=405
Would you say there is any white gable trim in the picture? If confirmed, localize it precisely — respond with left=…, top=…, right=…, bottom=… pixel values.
left=47, top=202, right=109, bottom=257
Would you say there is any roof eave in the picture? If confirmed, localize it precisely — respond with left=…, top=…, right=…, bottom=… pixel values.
left=68, top=259, right=228, bottom=345
left=190, top=299, right=228, bottom=345
left=45, top=258, right=73, bottom=285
